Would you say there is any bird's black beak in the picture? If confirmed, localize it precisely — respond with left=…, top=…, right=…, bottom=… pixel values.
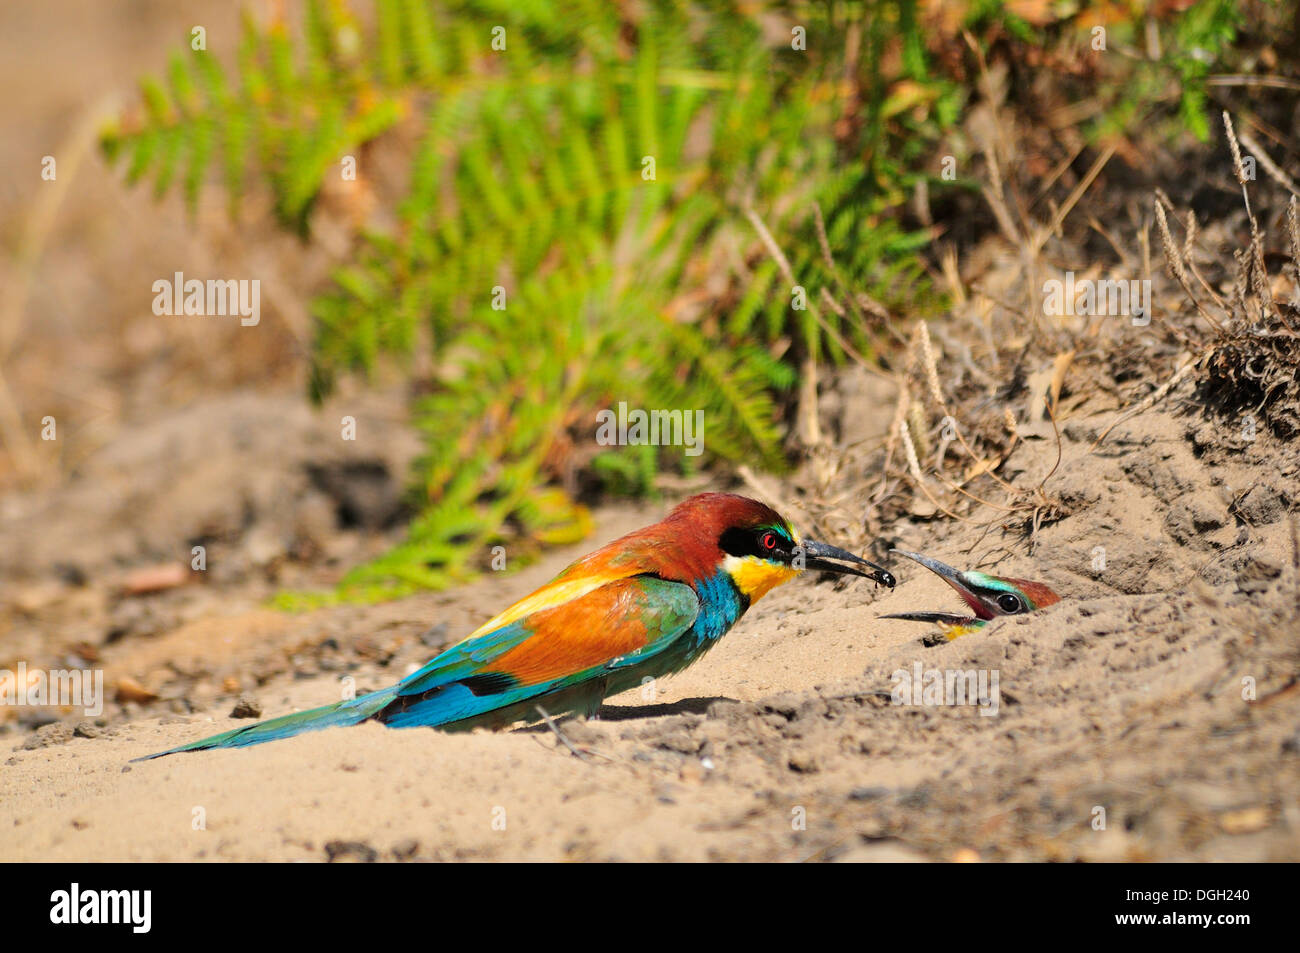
left=877, top=549, right=985, bottom=622
left=801, top=539, right=895, bottom=588
left=889, top=550, right=974, bottom=593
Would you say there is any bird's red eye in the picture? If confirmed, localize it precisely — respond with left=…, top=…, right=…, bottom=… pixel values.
left=761, top=532, right=777, bottom=550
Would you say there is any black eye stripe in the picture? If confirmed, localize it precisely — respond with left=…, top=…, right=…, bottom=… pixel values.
left=719, top=526, right=791, bottom=559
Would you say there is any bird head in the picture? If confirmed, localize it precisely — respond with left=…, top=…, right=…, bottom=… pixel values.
left=666, top=493, right=895, bottom=603
left=879, top=549, right=1059, bottom=639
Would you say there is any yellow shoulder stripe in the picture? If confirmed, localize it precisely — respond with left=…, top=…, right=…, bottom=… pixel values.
left=464, top=568, right=635, bottom=640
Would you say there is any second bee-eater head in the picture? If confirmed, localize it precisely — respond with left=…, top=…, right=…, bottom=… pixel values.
left=879, top=549, right=1060, bottom=639
left=663, top=493, right=895, bottom=603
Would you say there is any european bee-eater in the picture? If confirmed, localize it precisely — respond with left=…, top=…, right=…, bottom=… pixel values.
left=879, top=550, right=1059, bottom=640
left=138, top=493, right=895, bottom=759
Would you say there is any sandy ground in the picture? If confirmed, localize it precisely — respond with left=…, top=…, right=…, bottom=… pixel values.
left=4, top=407, right=1299, bottom=862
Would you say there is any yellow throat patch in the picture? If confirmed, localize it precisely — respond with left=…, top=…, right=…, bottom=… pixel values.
left=723, top=555, right=800, bottom=602
left=939, top=620, right=986, bottom=641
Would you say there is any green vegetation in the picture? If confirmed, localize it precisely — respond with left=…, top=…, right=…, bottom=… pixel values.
left=102, top=0, right=1252, bottom=602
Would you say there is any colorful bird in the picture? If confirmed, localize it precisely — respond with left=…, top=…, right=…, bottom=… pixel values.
left=879, top=550, right=1060, bottom=640
left=137, top=493, right=895, bottom=759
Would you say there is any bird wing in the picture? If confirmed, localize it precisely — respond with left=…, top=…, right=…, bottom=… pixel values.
left=393, top=574, right=700, bottom=706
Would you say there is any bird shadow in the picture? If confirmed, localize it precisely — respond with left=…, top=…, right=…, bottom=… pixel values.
left=593, top=696, right=736, bottom=721
left=512, top=695, right=737, bottom=735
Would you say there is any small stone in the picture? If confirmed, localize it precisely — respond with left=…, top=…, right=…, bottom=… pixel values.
left=115, top=677, right=158, bottom=704
left=23, top=722, right=74, bottom=750
left=391, top=839, right=420, bottom=860
left=229, top=696, right=263, bottom=719
left=788, top=752, right=819, bottom=773
left=325, top=840, right=378, bottom=863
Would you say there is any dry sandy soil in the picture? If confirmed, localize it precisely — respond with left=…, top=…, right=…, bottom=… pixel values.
left=3, top=401, right=1299, bottom=862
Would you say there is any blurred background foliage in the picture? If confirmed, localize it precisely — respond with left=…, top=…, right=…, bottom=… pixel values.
left=101, top=0, right=1253, bottom=602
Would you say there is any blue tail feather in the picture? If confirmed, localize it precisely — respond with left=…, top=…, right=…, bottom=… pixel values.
left=132, top=687, right=397, bottom=761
